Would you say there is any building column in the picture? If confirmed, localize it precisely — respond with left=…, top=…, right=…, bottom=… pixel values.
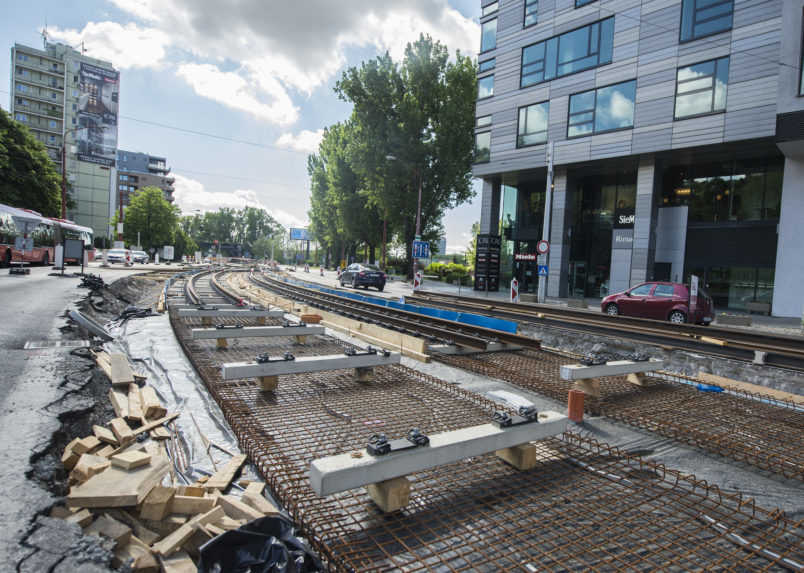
left=547, top=168, right=569, bottom=298
left=772, top=156, right=804, bottom=318
left=630, top=156, right=657, bottom=286
left=479, top=178, right=501, bottom=235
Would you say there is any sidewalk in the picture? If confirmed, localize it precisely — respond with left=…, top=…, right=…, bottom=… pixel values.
left=283, top=267, right=804, bottom=337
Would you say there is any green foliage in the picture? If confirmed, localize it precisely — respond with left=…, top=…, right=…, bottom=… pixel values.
left=0, top=108, right=62, bottom=215
left=180, top=207, right=283, bottom=252
left=465, top=221, right=479, bottom=268
left=308, top=34, right=477, bottom=276
left=121, top=187, right=179, bottom=250
left=172, top=227, right=197, bottom=258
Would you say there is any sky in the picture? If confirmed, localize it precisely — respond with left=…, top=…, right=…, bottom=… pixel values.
left=0, top=0, right=484, bottom=253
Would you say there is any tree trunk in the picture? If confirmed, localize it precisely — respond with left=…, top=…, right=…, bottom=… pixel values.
left=404, top=219, right=414, bottom=279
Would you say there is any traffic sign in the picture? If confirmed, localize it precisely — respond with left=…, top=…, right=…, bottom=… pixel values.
left=537, top=265, right=548, bottom=277
left=412, top=240, right=430, bottom=259
left=536, top=240, right=550, bottom=255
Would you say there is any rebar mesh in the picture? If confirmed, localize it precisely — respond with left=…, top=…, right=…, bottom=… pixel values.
left=165, top=275, right=804, bottom=572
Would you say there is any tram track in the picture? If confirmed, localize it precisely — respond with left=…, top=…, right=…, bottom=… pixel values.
left=162, top=269, right=804, bottom=572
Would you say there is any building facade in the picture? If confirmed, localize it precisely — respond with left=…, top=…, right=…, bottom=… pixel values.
left=10, top=41, right=119, bottom=240
left=473, top=0, right=804, bottom=317
left=116, top=150, right=175, bottom=207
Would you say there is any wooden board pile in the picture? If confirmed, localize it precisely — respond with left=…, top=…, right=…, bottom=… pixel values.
left=51, top=351, right=279, bottom=572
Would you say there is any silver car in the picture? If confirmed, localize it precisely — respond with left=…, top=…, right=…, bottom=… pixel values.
left=106, top=249, right=131, bottom=264
left=132, top=250, right=149, bottom=264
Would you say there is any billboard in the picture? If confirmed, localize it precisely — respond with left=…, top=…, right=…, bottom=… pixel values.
left=289, top=227, right=311, bottom=241
left=76, top=62, right=119, bottom=167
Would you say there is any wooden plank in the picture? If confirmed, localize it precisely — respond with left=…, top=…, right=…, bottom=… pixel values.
left=244, top=482, right=264, bottom=495
left=136, top=412, right=180, bottom=435
left=71, top=454, right=111, bottom=482
left=109, top=388, right=129, bottom=418
left=96, top=445, right=115, bottom=458
left=65, top=508, right=93, bottom=527
left=149, top=425, right=171, bottom=440
left=112, top=450, right=152, bottom=471
left=127, top=383, right=144, bottom=423
left=93, top=425, right=118, bottom=446
left=139, top=486, right=176, bottom=521
left=700, top=336, right=728, bottom=346
left=160, top=550, right=197, bottom=573
left=698, top=371, right=804, bottom=405
left=114, top=534, right=159, bottom=571
left=151, top=506, right=224, bottom=557
left=241, top=489, right=279, bottom=516
left=204, top=454, right=247, bottom=491
left=67, top=456, right=169, bottom=508
left=110, top=418, right=135, bottom=447
left=214, top=493, right=263, bottom=521
left=177, top=486, right=205, bottom=497
left=73, top=436, right=102, bottom=455
left=104, top=510, right=161, bottom=545
left=84, top=513, right=132, bottom=546
left=61, top=437, right=81, bottom=470
left=139, top=386, right=167, bottom=419
left=170, top=495, right=215, bottom=515
left=110, top=353, right=136, bottom=386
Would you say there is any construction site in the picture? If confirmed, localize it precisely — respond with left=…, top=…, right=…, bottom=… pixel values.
left=5, top=264, right=803, bottom=572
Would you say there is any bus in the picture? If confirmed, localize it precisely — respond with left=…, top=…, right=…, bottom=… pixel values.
left=0, top=203, right=95, bottom=267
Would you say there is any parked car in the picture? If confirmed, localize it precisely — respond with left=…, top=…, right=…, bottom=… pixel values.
left=132, top=250, right=149, bottom=264
left=106, top=249, right=131, bottom=264
left=600, top=281, right=714, bottom=324
left=339, top=263, right=386, bottom=291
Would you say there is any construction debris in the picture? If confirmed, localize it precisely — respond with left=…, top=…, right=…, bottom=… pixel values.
left=49, top=345, right=280, bottom=572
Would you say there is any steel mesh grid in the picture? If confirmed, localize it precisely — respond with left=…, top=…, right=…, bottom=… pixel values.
left=436, top=350, right=804, bottom=481
left=165, top=277, right=804, bottom=571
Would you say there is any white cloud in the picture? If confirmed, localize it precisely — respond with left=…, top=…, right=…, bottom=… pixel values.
left=176, top=63, right=299, bottom=125
left=275, top=129, right=324, bottom=153
left=47, top=22, right=169, bottom=69
left=172, top=174, right=306, bottom=228
left=96, top=0, right=479, bottom=120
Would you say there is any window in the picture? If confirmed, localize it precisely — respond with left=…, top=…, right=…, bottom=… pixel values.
left=525, top=0, right=538, bottom=26
left=48, top=135, right=55, bottom=143
left=72, top=89, right=79, bottom=97
left=478, top=58, right=495, bottom=73
left=51, top=63, right=58, bottom=70
left=15, top=97, right=22, bottom=105
left=521, top=18, right=614, bottom=87
left=517, top=102, right=549, bottom=147
left=72, top=118, right=76, bottom=125
left=654, top=284, right=675, bottom=297
left=49, top=120, right=57, bottom=129
left=476, top=115, right=492, bottom=127
left=475, top=132, right=491, bottom=163
left=630, top=283, right=654, bottom=296
left=482, top=2, right=498, bottom=16
left=568, top=80, right=636, bottom=137
left=120, top=175, right=128, bottom=181
left=478, top=75, right=494, bottom=99
left=576, top=0, right=597, bottom=6
left=16, top=84, right=27, bottom=93
left=481, top=19, right=497, bottom=52
left=51, top=93, right=57, bottom=100
left=15, top=113, right=27, bottom=122
left=674, top=57, right=729, bottom=119
left=680, top=0, right=733, bottom=42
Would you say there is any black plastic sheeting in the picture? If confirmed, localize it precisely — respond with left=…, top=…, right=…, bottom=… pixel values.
left=198, top=516, right=323, bottom=573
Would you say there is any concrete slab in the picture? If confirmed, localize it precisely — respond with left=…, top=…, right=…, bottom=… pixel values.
left=221, top=351, right=401, bottom=380
left=176, top=308, right=284, bottom=318
left=310, top=411, right=567, bottom=496
left=191, top=325, right=324, bottom=340
left=560, top=359, right=665, bottom=380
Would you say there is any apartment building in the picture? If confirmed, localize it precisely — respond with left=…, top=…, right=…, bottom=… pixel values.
left=473, top=0, right=804, bottom=317
left=10, top=41, right=119, bottom=240
left=116, top=150, right=175, bottom=207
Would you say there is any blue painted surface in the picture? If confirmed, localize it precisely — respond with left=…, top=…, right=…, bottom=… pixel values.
left=277, top=275, right=518, bottom=334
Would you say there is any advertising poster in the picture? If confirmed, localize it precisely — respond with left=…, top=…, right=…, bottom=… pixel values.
left=290, top=228, right=311, bottom=241
left=76, top=62, right=119, bottom=167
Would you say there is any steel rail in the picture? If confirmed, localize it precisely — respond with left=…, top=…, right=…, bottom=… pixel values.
left=408, top=291, right=804, bottom=370
left=246, top=272, right=543, bottom=352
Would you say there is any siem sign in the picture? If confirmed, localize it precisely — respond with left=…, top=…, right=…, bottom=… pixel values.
left=618, top=214, right=635, bottom=225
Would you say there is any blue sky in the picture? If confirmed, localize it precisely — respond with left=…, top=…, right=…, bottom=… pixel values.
left=1, top=0, right=483, bottom=253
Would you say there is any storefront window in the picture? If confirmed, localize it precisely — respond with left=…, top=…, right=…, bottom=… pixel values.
left=685, top=266, right=774, bottom=310
left=661, top=156, right=783, bottom=222
left=498, top=185, right=518, bottom=287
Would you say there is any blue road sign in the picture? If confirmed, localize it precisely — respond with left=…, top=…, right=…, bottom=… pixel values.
left=412, top=240, right=430, bottom=259
left=537, top=265, right=548, bottom=276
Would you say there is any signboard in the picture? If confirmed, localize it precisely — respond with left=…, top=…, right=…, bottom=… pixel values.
left=614, top=207, right=635, bottom=229
left=473, top=233, right=501, bottom=292
left=64, top=238, right=84, bottom=260
left=537, top=265, right=548, bottom=277
left=514, top=253, right=538, bottom=261
left=536, top=240, right=550, bottom=255
left=162, top=245, right=174, bottom=260
left=290, top=228, right=311, bottom=241
left=412, top=240, right=430, bottom=259
left=76, top=63, right=119, bottom=167
left=612, top=229, right=634, bottom=249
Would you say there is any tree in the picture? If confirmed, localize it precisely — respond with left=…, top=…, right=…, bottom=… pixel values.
left=465, top=221, right=480, bottom=268
left=122, top=187, right=179, bottom=250
left=332, top=35, right=477, bottom=277
left=0, top=109, right=62, bottom=215
left=173, top=227, right=198, bottom=259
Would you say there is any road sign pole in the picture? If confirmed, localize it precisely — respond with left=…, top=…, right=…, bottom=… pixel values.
left=537, top=141, right=554, bottom=304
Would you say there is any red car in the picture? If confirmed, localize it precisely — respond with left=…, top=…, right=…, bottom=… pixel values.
left=600, top=282, right=714, bottom=324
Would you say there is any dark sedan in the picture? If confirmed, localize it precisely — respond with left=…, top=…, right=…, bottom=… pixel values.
left=339, top=263, right=386, bottom=291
